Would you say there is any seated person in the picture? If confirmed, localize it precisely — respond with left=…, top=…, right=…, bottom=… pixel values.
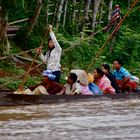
left=101, top=64, right=120, bottom=93
left=70, top=69, right=93, bottom=95
left=29, top=70, right=64, bottom=95
left=113, top=59, right=138, bottom=92
left=64, top=73, right=81, bottom=95
left=87, top=73, right=103, bottom=95
left=93, top=68, right=115, bottom=94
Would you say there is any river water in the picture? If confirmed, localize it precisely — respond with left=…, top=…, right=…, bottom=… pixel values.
left=0, top=98, right=140, bottom=140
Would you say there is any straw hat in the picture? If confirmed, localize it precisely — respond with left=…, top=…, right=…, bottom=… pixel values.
left=33, top=85, right=49, bottom=95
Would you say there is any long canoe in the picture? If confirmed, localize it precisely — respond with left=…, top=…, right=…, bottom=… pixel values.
left=0, top=90, right=140, bottom=106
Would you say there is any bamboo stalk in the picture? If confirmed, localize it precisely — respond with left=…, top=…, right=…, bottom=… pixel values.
left=62, top=0, right=68, bottom=28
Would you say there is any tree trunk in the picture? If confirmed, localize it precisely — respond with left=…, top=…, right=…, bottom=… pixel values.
left=99, top=0, right=104, bottom=25
left=45, top=1, right=49, bottom=26
left=51, top=2, right=59, bottom=26
left=108, top=0, right=113, bottom=20
left=84, top=0, right=91, bottom=21
left=77, top=0, right=83, bottom=24
left=56, top=0, right=65, bottom=29
left=0, top=6, right=8, bottom=54
left=128, top=0, right=131, bottom=9
left=82, top=0, right=91, bottom=32
left=27, top=0, right=43, bottom=36
left=62, top=0, right=68, bottom=28
left=91, top=0, right=101, bottom=32
left=72, top=0, right=76, bottom=25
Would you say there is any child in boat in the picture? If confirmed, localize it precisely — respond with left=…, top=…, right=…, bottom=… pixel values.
left=113, top=59, right=138, bottom=92
left=101, top=64, right=120, bottom=93
left=64, top=73, right=81, bottom=95
left=29, top=70, right=65, bottom=95
left=93, top=68, right=115, bottom=94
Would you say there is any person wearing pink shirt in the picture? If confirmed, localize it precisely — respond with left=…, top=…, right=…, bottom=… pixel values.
left=93, top=68, right=115, bottom=94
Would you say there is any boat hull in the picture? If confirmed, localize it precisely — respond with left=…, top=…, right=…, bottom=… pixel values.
left=0, top=92, right=140, bottom=106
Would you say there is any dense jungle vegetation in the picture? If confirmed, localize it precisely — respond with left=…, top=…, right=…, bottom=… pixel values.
left=0, top=0, right=140, bottom=89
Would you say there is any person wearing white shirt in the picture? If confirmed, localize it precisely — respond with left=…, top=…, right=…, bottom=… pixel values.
left=37, top=25, right=62, bottom=82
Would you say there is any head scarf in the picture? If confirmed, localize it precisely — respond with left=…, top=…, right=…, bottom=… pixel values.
left=42, top=70, right=56, bottom=80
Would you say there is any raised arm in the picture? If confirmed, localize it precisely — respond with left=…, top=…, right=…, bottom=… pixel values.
left=49, top=25, right=62, bottom=52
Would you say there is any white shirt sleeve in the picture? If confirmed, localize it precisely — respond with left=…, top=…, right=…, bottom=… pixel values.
left=50, top=31, right=62, bottom=52
left=73, top=83, right=81, bottom=94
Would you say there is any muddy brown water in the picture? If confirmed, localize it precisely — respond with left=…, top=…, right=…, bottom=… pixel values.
left=0, top=98, right=140, bottom=140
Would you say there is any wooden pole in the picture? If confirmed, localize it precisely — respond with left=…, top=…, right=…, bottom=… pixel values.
left=17, top=28, right=49, bottom=91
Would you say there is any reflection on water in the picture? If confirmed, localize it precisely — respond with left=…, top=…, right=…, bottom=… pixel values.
left=0, top=99, right=140, bottom=140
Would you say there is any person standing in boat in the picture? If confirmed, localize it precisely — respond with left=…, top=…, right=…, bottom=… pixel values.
left=101, top=64, right=120, bottom=93
left=113, top=59, right=137, bottom=92
left=37, top=25, right=62, bottom=82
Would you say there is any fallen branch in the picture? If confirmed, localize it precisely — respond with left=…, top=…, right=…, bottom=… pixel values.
left=8, top=18, right=29, bottom=25
left=0, top=48, right=37, bottom=61
left=15, top=55, right=40, bottom=63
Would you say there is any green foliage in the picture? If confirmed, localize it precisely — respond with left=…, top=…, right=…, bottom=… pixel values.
left=0, top=0, right=140, bottom=89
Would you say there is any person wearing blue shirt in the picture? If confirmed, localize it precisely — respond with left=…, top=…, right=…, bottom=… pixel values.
left=113, top=59, right=137, bottom=92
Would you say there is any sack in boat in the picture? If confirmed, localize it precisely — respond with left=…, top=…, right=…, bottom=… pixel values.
left=13, top=89, right=33, bottom=95
left=88, top=83, right=103, bottom=95
left=33, top=85, right=49, bottom=95
left=71, top=69, right=89, bottom=86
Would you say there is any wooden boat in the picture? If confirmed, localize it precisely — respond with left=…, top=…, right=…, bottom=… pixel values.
left=0, top=90, right=140, bottom=106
